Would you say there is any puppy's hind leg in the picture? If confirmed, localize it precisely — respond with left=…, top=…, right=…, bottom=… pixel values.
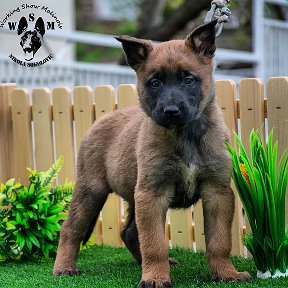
left=121, top=204, right=142, bottom=264
left=53, top=179, right=110, bottom=276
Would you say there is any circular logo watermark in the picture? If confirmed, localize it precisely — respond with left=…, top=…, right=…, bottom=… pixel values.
left=0, top=4, right=64, bottom=67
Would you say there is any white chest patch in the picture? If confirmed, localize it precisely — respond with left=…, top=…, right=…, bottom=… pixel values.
left=182, top=163, right=199, bottom=195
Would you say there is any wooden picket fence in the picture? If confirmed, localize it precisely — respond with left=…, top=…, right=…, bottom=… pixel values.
left=0, top=77, right=288, bottom=257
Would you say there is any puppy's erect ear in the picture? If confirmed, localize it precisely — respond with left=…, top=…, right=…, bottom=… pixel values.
left=115, top=36, right=153, bottom=70
left=17, top=17, right=28, bottom=35
left=185, top=20, right=218, bottom=58
left=35, top=17, right=45, bottom=37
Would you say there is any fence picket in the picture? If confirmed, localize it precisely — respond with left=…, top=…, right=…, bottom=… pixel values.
left=170, top=209, right=193, bottom=248
left=193, top=201, right=205, bottom=251
left=0, top=84, right=15, bottom=182
left=239, top=79, right=265, bottom=246
left=267, top=77, right=288, bottom=156
left=117, top=84, right=138, bottom=109
left=95, top=85, right=115, bottom=119
left=216, top=80, right=243, bottom=256
left=32, top=88, right=54, bottom=171
left=73, top=86, right=94, bottom=152
left=95, top=85, right=122, bottom=247
left=11, top=89, right=33, bottom=186
left=52, top=88, right=75, bottom=182
left=267, top=77, right=288, bottom=224
left=239, top=79, right=265, bottom=147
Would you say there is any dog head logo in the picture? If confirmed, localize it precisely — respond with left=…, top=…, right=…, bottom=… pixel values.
left=116, top=20, right=217, bottom=129
left=17, top=16, right=45, bottom=61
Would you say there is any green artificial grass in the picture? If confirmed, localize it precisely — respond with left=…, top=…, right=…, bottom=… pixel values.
left=1, top=245, right=288, bottom=288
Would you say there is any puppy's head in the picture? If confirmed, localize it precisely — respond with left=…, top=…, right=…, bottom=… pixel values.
left=116, top=20, right=217, bottom=128
left=17, top=17, right=45, bottom=61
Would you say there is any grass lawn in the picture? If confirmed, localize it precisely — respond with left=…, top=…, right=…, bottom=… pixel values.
left=1, top=246, right=288, bottom=288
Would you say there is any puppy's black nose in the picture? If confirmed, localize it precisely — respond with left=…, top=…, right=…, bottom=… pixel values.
left=164, top=105, right=180, bottom=116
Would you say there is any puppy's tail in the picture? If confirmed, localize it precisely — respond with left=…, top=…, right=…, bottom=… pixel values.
left=82, top=215, right=98, bottom=245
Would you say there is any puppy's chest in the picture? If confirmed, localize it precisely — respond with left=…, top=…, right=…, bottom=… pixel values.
left=170, top=161, right=201, bottom=208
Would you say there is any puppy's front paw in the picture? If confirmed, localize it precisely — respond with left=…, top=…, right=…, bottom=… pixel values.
left=211, top=270, right=251, bottom=282
left=53, top=266, right=80, bottom=276
left=138, top=280, right=172, bottom=288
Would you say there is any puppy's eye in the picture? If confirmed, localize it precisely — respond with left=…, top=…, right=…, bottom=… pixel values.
left=184, top=77, right=195, bottom=85
left=150, top=79, right=160, bottom=88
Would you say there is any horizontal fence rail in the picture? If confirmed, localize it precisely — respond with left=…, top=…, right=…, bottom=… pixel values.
left=0, top=77, right=288, bottom=256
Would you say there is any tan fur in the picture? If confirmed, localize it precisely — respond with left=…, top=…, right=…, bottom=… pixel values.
left=53, top=22, right=251, bottom=287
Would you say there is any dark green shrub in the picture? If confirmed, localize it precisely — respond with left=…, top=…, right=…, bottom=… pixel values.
left=0, top=157, right=73, bottom=262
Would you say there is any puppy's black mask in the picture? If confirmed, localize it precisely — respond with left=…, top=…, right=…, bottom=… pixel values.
left=145, top=69, right=202, bottom=129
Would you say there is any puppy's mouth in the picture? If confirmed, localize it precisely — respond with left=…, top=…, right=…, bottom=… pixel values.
left=152, top=110, right=189, bottom=129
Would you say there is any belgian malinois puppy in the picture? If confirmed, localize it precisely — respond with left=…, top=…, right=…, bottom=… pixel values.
left=53, top=20, right=251, bottom=286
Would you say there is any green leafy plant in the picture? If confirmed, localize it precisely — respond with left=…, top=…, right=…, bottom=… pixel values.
left=0, top=157, right=74, bottom=262
left=227, top=129, right=288, bottom=275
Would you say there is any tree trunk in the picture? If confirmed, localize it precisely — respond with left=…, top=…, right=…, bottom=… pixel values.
left=135, top=0, right=211, bottom=41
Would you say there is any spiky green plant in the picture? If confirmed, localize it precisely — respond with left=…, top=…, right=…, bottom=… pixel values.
left=227, top=129, right=288, bottom=274
left=0, top=157, right=74, bottom=262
